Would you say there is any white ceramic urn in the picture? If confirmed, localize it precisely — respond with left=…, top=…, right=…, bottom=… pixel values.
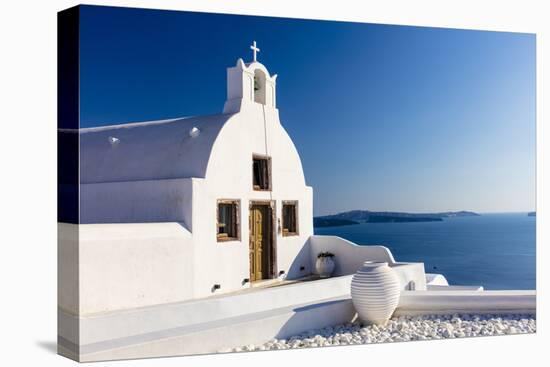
left=351, top=261, right=400, bottom=325
left=315, top=256, right=335, bottom=278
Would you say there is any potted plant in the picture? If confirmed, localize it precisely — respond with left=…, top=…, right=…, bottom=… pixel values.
left=315, top=252, right=336, bottom=278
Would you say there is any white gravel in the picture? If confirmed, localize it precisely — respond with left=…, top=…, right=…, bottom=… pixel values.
left=230, top=314, right=536, bottom=352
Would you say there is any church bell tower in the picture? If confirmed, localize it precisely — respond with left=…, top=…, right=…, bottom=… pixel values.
left=223, top=41, right=277, bottom=114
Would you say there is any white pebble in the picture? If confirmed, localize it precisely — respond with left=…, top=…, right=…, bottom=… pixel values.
left=230, top=313, right=535, bottom=352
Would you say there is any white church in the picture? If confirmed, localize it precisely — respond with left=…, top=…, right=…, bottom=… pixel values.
left=63, top=41, right=318, bottom=312
left=59, top=42, right=437, bottom=360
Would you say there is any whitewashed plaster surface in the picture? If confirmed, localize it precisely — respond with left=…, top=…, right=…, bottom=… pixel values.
left=61, top=59, right=318, bottom=314
left=59, top=59, right=427, bottom=316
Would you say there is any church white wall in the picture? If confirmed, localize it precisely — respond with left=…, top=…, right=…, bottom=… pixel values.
left=187, top=102, right=314, bottom=299
left=276, top=187, right=314, bottom=279
left=190, top=179, right=251, bottom=299
left=70, top=61, right=315, bottom=308
left=67, top=101, right=316, bottom=310
left=77, top=222, right=195, bottom=315
left=80, top=178, right=193, bottom=229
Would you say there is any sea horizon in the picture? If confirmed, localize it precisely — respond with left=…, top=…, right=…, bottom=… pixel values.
left=314, top=210, right=535, bottom=217
left=314, top=213, right=536, bottom=290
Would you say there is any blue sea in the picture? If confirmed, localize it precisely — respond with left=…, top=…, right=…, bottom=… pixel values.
left=314, top=213, right=536, bottom=290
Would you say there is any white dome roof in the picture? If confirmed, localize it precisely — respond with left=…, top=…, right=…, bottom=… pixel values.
left=74, top=113, right=234, bottom=183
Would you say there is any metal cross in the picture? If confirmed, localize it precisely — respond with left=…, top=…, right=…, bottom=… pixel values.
left=250, top=40, right=260, bottom=62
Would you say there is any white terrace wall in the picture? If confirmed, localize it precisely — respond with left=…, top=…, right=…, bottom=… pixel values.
left=69, top=178, right=196, bottom=315
left=58, top=223, right=79, bottom=315
left=308, top=235, right=427, bottom=290
left=309, top=235, right=395, bottom=273
left=396, top=290, right=536, bottom=316
left=74, top=275, right=353, bottom=348
left=76, top=222, right=195, bottom=315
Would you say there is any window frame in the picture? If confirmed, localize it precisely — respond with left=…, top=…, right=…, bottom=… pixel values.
left=282, top=200, right=299, bottom=237
left=216, top=199, right=241, bottom=242
left=252, top=154, right=272, bottom=191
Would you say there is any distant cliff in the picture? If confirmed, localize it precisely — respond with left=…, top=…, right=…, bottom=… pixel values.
left=314, top=210, right=480, bottom=227
left=313, top=218, right=359, bottom=227
left=366, top=215, right=442, bottom=223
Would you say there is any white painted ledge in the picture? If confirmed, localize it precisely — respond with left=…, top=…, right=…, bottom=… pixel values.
left=395, top=290, right=536, bottom=316
left=425, top=273, right=449, bottom=286
left=60, top=275, right=354, bottom=348
left=59, top=284, right=537, bottom=361
left=427, top=285, right=484, bottom=291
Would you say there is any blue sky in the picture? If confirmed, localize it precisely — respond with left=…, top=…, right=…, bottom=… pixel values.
left=79, top=5, right=536, bottom=216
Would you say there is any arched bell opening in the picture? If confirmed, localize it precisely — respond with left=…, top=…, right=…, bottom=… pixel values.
left=253, top=69, right=267, bottom=105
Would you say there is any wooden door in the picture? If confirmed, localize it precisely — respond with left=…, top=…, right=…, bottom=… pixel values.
left=249, top=205, right=269, bottom=282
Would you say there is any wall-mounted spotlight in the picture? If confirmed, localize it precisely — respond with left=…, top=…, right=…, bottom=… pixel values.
left=108, top=136, right=120, bottom=146
left=189, top=126, right=200, bottom=138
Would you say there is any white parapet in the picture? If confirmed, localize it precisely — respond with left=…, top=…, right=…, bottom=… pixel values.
left=425, top=273, right=449, bottom=286
left=308, top=235, right=427, bottom=290
left=395, top=290, right=536, bottom=316
left=59, top=275, right=356, bottom=361
left=59, top=272, right=537, bottom=361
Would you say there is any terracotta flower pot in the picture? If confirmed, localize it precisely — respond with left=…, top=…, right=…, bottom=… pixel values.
left=351, top=261, right=400, bottom=325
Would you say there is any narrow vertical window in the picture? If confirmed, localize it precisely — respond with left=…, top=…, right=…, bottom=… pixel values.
left=217, top=200, right=240, bottom=242
left=253, top=155, right=271, bottom=191
left=282, top=201, right=298, bottom=236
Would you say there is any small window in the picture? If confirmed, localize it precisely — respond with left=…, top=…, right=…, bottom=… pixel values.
left=217, top=200, right=240, bottom=242
left=282, top=201, right=298, bottom=236
left=253, top=155, right=271, bottom=191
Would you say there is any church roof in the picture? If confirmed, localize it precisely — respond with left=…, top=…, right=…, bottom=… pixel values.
left=72, top=113, right=234, bottom=183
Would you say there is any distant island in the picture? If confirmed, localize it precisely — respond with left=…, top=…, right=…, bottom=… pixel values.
left=314, top=210, right=480, bottom=227
left=527, top=211, right=536, bottom=217
left=366, top=215, right=442, bottom=223
left=313, top=218, right=359, bottom=227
